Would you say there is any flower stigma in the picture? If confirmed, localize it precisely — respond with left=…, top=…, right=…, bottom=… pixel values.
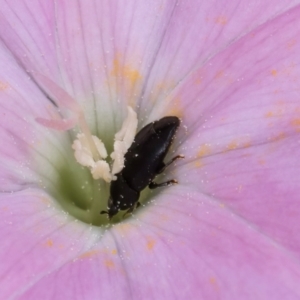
left=36, top=75, right=139, bottom=226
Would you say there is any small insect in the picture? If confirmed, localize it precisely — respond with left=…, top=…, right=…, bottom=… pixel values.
left=101, top=116, right=183, bottom=219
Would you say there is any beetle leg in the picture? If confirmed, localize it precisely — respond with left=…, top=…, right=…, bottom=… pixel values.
left=123, top=202, right=141, bottom=218
left=157, top=155, right=184, bottom=174
left=149, top=179, right=178, bottom=189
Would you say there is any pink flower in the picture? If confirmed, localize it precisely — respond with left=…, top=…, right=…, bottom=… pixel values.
left=1, top=0, right=300, bottom=299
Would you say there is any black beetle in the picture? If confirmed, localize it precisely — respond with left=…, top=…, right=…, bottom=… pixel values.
left=101, top=116, right=183, bottom=219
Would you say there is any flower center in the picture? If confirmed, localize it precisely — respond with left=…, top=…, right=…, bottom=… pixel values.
left=35, top=74, right=141, bottom=226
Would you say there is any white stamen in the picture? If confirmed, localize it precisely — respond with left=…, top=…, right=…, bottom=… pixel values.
left=111, top=107, right=138, bottom=175
left=72, top=133, right=112, bottom=182
left=72, top=133, right=107, bottom=165
left=71, top=106, right=138, bottom=183
left=91, top=161, right=112, bottom=182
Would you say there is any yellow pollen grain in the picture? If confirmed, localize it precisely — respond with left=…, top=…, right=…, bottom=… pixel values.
left=45, top=239, right=53, bottom=247
left=123, top=65, right=142, bottom=86
left=271, top=132, right=286, bottom=142
left=79, top=250, right=99, bottom=259
left=265, top=111, right=274, bottom=118
left=227, top=141, right=238, bottom=150
left=209, top=277, right=219, bottom=290
left=258, top=159, right=265, bottom=165
left=104, top=259, right=115, bottom=268
left=117, top=223, right=134, bottom=235
left=111, top=249, right=118, bottom=255
left=243, top=141, right=252, bottom=148
left=215, top=16, right=228, bottom=25
left=111, top=57, right=142, bottom=86
left=111, top=57, right=121, bottom=76
left=167, top=97, right=184, bottom=118
left=271, top=69, right=278, bottom=77
left=291, top=118, right=300, bottom=127
left=194, top=160, right=203, bottom=168
left=146, top=238, right=156, bottom=251
left=197, top=144, right=211, bottom=157
left=0, top=81, right=9, bottom=90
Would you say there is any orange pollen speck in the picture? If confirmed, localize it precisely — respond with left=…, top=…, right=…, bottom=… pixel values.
left=215, top=16, right=227, bottom=25
left=197, top=144, right=211, bottom=157
left=104, top=259, right=115, bottom=268
left=265, top=111, right=274, bottom=118
left=227, top=141, right=238, bottom=150
left=79, top=250, right=99, bottom=259
left=147, top=239, right=156, bottom=251
left=291, top=118, right=300, bottom=127
left=45, top=239, right=53, bottom=247
left=271, top=69, right=278, bottom=76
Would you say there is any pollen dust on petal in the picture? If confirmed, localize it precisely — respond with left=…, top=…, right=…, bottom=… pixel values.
left=265, top=111, right=274, bottom=118
left=44, top=239, right=53, bottom=247
left=111, top=57, right=142, bottom=87
left=104, top=259, right=115, bottom=268
left=226, top=140, right=238, bottom=150
left=167, top=97, right=184, bottom=118
left=79, top=250, right=99, bottom=259
left=0, top=81, right=9, bottom=91
left=271, top=132, right=286, bottom=142
left=291, top=118, right=300, bottom=129
left=197, top=144, right=211, bottom=158
left=111, top=249, right=118, bottom=255
left=209, top=277, right=219, bottom=290
left=146, top=237, right=156, bottom=251
left=194, top=160, right=203, bottom=168
left=117, top=223, right=133, bottom=234
left=243, top=141, right=252, bottom=148
left=271, top=69, right=278, bottom=77
left=215, top=15, right=228, bottom=25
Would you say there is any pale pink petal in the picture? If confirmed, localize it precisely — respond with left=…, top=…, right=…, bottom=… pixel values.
left=1, top=1, right=300, bottom=128
left=169, top=5, right=300, bottom=258
left=0, top=44, right=73, bottom=191
left=17, top=189, right=300, bottom=299
left=0, top=0, right=300, bottom=299
left=0, top=189, right=102, bottom=299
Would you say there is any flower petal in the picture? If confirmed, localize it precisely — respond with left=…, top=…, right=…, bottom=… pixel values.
left=0, top=44, right=72, bottom=191
left=171, top=6, right=300, bottom=257
left=0, top=189, right=103, bottom=299
left=16, top=188, right=300, bottom=299
left=1, top=1, right=300, bottom=128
